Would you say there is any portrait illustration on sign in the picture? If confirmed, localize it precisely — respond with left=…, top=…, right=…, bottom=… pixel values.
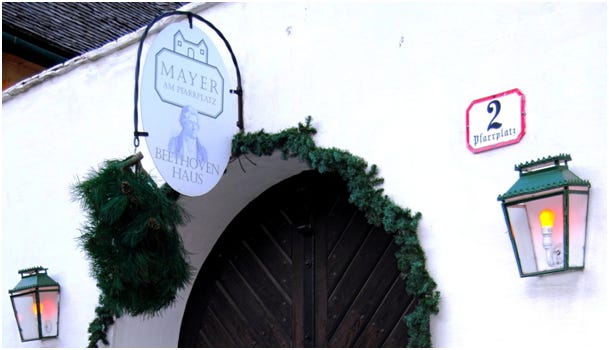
left=168, top=105, right=208, bottom=163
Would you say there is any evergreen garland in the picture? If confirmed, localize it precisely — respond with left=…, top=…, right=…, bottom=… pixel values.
left=232, top=116, right=440, bottom=347
left=75, top=117, right=439, bottom=348
left=73, top=153, right=191, bottom=347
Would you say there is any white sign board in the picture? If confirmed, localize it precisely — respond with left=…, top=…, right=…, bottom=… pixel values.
left=466, top=89, right=526, bottom=154
left=140, top=22, right=238, bottom=196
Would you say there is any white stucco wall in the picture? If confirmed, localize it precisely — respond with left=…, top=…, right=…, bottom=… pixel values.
left=2, top=2, right=606, bottom=348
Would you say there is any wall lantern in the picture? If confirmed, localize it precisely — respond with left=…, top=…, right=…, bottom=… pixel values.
left=497, top=154, right=591, bottom=277
left=8, top=267, right=60, bottom=341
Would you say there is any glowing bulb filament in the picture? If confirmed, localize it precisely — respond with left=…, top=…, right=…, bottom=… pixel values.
left=539, top=209, right=555, bottom=228
left=539, top=209, right=558, bottom=267
left=31, top=302, right=42, bottom=315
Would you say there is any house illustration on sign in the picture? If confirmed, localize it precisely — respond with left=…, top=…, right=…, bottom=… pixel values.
left=174, top=31, right=208, bottom=62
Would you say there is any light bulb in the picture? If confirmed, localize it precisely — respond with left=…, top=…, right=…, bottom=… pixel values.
left=539, top=209, right=557, bottom=267
left=31, top=301, right=43, bottom=315
left=539, top=209, right=555, bottom=228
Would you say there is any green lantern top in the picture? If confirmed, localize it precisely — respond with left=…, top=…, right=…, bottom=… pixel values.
left=9, top=266, right=60, bottom=293
left=497, top=154, right=591, bottom=201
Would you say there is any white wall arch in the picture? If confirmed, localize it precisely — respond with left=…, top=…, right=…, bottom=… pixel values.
left=108, top=152, right=310, bottom=347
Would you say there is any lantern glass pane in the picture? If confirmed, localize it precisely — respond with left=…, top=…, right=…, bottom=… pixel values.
left=506, top=193, right=566, bottom=275
left=38, top=290, right=60, bottom=337
left=568, top=191, right=589, bottom=268
left=12, top=292, right=40, bottom=341
left=506, top=205, right=537, bottom=275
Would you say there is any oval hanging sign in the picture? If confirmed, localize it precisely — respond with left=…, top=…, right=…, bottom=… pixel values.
left=140, top=22, right=238, bottom=196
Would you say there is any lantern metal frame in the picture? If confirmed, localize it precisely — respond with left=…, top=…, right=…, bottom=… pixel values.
left=8, top=266, right=61, bottom=342
left=497, top=154, right=591, bottom=277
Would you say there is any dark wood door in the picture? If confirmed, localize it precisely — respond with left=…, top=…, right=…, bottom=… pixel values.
left=179, top=171, right=417, bottom=347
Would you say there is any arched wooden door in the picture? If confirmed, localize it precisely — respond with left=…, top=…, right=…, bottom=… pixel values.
left=179, top=170, right=417, bottom=347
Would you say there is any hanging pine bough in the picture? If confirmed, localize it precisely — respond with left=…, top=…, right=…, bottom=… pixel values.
left=232, top=116, right=440, bottom=348
left=73, top=152, right=191, bottom=347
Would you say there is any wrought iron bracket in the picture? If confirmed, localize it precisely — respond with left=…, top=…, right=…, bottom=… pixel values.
left=132, top=10, right=244, bottom=149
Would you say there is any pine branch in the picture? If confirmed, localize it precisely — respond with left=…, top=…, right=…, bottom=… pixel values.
left=233, top=117, right=440, bottom=347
